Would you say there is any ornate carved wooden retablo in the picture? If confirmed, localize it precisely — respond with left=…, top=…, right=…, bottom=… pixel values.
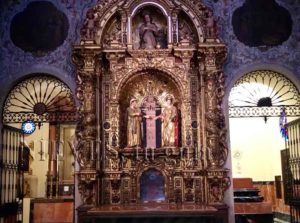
left=73, top=0, right=229, bottom=221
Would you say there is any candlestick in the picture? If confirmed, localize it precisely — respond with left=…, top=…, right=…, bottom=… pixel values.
left=91, top=146, right=94, bottom=161
left=152, top=148, right=154, bottom=160
left=145, top=147, right=148, bottom=160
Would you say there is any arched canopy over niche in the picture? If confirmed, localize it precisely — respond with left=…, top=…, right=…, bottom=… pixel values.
left=101, top=12, right=122, bottom=48
left=178, top=10, right=199, bottom=45
left=118, top=70, right=181, bottom=148
left=3, top=74, right=77, bottom=123
left=131, top=5, right=168, bottom=49
left=228, top=70, right=300, bottom=118
left=81, top=0, right=215, bottom=46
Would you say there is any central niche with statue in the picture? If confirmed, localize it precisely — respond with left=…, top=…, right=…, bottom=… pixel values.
left=73, top=0, right=230, bottom=221
left=140, top=168, right=165, bottom=203
left=119, top=71, right=181, bottom=150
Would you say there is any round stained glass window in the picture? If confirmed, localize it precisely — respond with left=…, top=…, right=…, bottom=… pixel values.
left=21, top=120, right=36, bottom=134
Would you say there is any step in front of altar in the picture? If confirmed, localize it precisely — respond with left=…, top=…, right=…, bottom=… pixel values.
left=78, top=204, right=228, bottom=223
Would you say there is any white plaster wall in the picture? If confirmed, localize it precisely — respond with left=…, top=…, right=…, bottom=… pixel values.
left=229, top=117, right=297, bottom=181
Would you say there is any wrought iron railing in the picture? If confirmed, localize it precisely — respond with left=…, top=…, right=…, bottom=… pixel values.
left=283, top=118, right=300, bottom=223
left=0, top=125, right=27, bottom=223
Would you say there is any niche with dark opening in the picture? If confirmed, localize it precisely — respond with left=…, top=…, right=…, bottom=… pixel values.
left=140, top=168, right=165, bottom=203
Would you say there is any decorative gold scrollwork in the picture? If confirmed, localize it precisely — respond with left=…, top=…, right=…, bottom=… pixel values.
left=73, top=0, right=230, bottom=209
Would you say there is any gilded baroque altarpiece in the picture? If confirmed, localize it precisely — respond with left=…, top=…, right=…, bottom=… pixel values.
left=72, top=0, right=229, bottom=210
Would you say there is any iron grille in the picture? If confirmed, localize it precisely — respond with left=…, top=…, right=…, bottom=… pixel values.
left=229, top=70, right=300, bottom=118
left=3, top=75, right=78, bottom=123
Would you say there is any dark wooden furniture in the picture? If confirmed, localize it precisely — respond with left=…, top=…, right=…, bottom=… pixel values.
left=31, top=198, right=73, bottom=223
left=233, top=178, right=273, bottom=223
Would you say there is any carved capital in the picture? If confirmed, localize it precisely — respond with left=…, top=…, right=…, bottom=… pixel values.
left=174, top=49, right=195, bottom=61
left=72, top=51, right=85, bottom=70
left=198, top=45, right=227, bottom=70
left=73, top=46, right=102, bottom=74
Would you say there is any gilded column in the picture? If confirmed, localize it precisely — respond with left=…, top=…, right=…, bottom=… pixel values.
left=171, top=9, right=179, bottom=44
left=72, top=47, right=101, bottom=205
left=174, top=48, right=194, bottom=147
left=199, top=45, right=227, bottom=168
left=198, top=44, right=230, bottom=204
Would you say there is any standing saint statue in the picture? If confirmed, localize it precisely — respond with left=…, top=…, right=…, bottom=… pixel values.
left=155, top=95, right=179, bottom=147
left=127, top=99, right=142, bottom=147
left=139, top=14, right=158, bottom=49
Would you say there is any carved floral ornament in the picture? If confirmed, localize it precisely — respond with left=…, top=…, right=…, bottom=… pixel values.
left=73, top=0, right=229, bottom=210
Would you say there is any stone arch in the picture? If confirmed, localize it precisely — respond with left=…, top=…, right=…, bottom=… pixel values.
left=225, top=66, right=300, bottom=121
left=1, top=69, right=76, bottom=120
left=225, top=64, right=300, bottom=105
left=2, top=73, right=77, bottom=124
left=225, top=66, right=300, bottom=206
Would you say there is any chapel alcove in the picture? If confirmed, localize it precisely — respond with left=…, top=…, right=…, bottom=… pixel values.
left=1, top=74, right=77, bottom=222
left=228, top=70, right=300, bottom=222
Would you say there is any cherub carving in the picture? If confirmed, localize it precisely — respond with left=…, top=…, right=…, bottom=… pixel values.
left=82, top=9, right=97, bottom=39
left=205, top=11, right=218, bottom=38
